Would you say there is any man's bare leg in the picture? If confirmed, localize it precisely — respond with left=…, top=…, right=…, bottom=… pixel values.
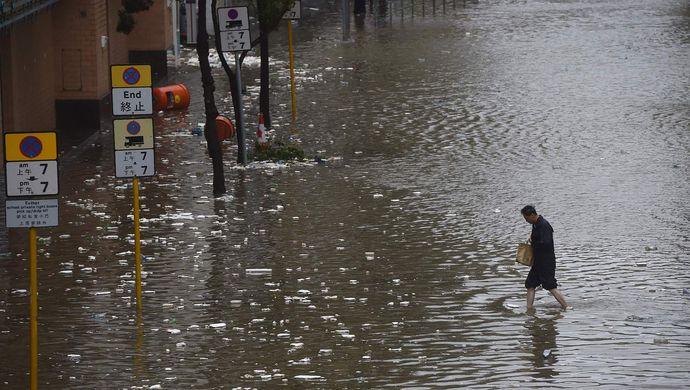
left=526, top=288, right=536, bottom=310
left=548, top=288, right=567, bottom=309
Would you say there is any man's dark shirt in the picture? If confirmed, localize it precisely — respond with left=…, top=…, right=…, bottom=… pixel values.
left=531, top=216, right=555, bottom=264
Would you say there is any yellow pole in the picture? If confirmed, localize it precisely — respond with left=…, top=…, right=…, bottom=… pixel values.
left=133, top=177, right=142, bottom=311
left=134, top=309, right=144, bottom=378
left=287, top=20, right=297, bottom=123
left=29, top=227, right=38, bottom=390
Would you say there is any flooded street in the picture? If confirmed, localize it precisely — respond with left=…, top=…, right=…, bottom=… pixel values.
left=2, top=0, right=689, bottom=387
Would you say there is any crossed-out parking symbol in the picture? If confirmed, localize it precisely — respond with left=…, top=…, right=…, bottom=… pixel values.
left=20, top=136, right=43, bottom=159
left=123, top=67, right=141, bottom=85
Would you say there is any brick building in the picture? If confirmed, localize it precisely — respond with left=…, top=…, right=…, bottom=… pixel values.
left=0, top=0, right=172, bottom=148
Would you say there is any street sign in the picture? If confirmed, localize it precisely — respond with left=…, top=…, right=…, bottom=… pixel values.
left=283, top=1, right=301, bottom=19
left=218, top=7, right=249, bottom=31
left=110, top=65, right=152, bottom=88
left=115, top=149, right=155, bottom=178
left=217, top=6, right=251, bottom=53
left=112, top=88, right=153, bottom=116
left=220, top=30, right=251, bottom=52
left=4, top=132, right=58, bottom=162
left=5, top=199, right=59, bottom=228
left=5, top=161, right=59, bottom=196
left=113, top=118, right=154, bottom=150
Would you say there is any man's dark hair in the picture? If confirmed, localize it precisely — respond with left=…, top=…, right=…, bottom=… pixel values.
left=521, top=205, right=537, bottom=216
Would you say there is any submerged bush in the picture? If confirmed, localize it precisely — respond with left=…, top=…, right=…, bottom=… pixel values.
left=251, top=142, right=306, bottom=162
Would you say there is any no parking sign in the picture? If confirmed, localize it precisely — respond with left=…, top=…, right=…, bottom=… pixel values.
left=110, top=64, right=156, bottom=178
left=3, top=131, right=60, bottom=227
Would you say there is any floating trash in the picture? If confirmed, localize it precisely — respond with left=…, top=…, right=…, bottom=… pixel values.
left=246, top=269, right=272, bottom=275
left=294, top=375, right=325, bottom=382
left=209, top=323, right=227, bottom=329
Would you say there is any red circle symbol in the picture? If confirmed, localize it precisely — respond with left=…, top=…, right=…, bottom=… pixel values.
left=19, top=136, right=43, bottom=159
left=123, top=67, right=141, bottom=85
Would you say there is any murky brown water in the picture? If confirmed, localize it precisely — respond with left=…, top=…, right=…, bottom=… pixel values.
left=2, top=0, right=690, bottom=388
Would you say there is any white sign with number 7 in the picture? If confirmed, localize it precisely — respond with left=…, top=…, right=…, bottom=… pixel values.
left=115, top=149, right=156, bottom=178
left=283, top=1, right=301, bottom=20
left=219, top=30, right=252, bottom=52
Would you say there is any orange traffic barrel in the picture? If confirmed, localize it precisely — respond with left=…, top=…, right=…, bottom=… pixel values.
left=216, top=115, right=235, bottom=142
left=153, top=84, right=190, bottom=111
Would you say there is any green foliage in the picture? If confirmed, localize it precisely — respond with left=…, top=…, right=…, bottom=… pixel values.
left=252, top=142, right=306, bottom=162
left=117, top=10, right=135, bottom=34
left=257, top=0, right=295, bottom=32
left=123, top=0, right=154, bottom=13
left=117, top=0, right=154, bottom=34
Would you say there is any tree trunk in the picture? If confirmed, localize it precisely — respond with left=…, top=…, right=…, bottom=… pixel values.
left=354, top=0, right=366, bottom=15
left=211, top=0, right=246, bottom=164
left=197, top=0, right=226, bottom=196
left=260, top=31, right=271, bottom=128
left=258, top=0, right=271, bottom=129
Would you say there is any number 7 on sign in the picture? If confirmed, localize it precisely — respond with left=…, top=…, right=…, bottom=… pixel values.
left=221, top=30, right=251, bottom=52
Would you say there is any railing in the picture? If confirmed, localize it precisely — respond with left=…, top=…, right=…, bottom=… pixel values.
left=366, top=0, right=479, bottom=27
left=0, top=0, right=59, bottom=30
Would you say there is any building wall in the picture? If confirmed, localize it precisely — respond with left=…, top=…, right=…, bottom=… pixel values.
left=127, top=0, right=173, bottom=51
left=2, top=11, right=56, bottom=132
left=52, top=0, right=109, bottom=100
left=107, top=0, right=129, bottom=66
left=0, top=0, right=172, bottom=145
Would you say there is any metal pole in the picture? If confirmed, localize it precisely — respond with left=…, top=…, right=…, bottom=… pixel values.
left=133, top=177, right=142, bottom=311
left=401, top=0, right=404, bottom=22
left=373, top=0, right=377, bottom=27
left=389, top=0, right=392, bottom=25
left=29, top=227, right=38, bottom=390
left=443, top=0, right=446, bottom=14
left=422, top=0, right=425, bottom=17
left=172, top=0, right=180, bottom=67
left=235, top=52, right=247, bottom=164
left=342, top=0, right=350, bottom=41
left=433, top=0, right=436, bottom=16
left=412, top=0, right=415, bottom=19
left=287, top=20, right=297, bottom=123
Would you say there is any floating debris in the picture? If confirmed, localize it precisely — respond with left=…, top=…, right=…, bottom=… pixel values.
left=209, top=323, right=227, bottom=329
left=294, top=375, right=325, bottom=382
left=246, top=269, right=272, bottom=275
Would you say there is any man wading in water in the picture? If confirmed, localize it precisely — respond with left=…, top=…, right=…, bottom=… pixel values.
left=521, top=205, right=568, bottom=310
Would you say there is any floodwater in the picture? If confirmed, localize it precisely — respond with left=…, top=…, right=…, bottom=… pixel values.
left=2, top=0, right=689, bottom=388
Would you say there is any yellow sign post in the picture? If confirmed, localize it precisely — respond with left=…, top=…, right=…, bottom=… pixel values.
left=29, top=227, right=38, bottom=390
left=110, top=65, right=154, bottom=314
left=133, top=177, right=142, bottom=309
left=283, top=1, right=300, bottom=124
left=3, top=131, right=60, bottom=390
left=287, top=20, right=297, bottom=123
